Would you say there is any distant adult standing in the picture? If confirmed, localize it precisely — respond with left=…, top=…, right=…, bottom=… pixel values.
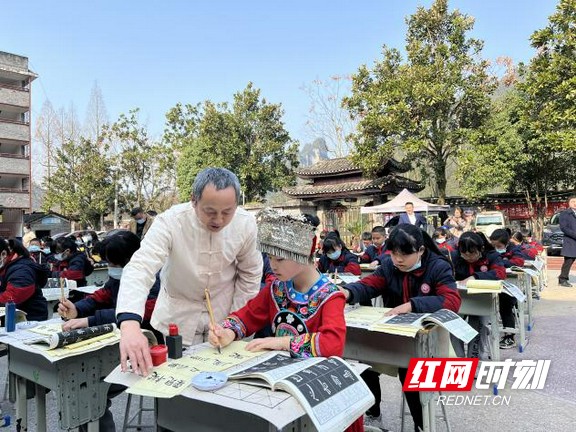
left=116, top=167, right=263, bottom=376
left=558, top=196, right=576, bottom=287
left=129, top=207, right=154, bottom=240
left=22, top=224, right=36, bottom=248
left=399, top=202, right=427, bottom=230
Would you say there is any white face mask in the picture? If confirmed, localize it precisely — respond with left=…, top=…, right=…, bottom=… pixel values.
left=404, top=259, right=422, bottom=272
left=108, top=267, right=123, bottom=280
left=435, top=238, right=446, bottom=244
left=136, top=218, right=146, bottom=224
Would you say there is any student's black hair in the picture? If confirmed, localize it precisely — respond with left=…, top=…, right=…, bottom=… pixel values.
left=302, top=214, right=320, bottom=228
left=361, top=231, right=372, bottom=241
left=433, top=227, right=449, bottom=239
left=100, top=231, right=141, bottom=267
left=511, top=231, right=524, bottom=243
left=331, top=229, right=341, bottom=239
left=0, top=238, right=30, bottom=258
left=322, top=232, right=349, bottom=254
left=489, top=229, right=510, bottom=245
left=54, top=236, right=78, bottom=254
left=130, top=207, right=144, bottom=217
left=29, top=238, right=41, bottom=245
left=386, top=223, right=445, bottom=258
left=371, top=226, right=386, bottom=236
left=458, top=231, right=493, bottom=254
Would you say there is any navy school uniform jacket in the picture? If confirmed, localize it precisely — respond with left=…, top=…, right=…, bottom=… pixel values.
left=52, top=251, right=93, bottom=287
left=318, top=250, right=361, bottom=275
left=0, top=255, right=49, bottom=321
left=359, top=243, right=387, bottom=264
left=498, top=245, right=525, bottom=268
left=74, top=272, right=161, bottom=327
left=344, top=251, right=460, bottom=313
left=450, top=250, right=507, bottom=281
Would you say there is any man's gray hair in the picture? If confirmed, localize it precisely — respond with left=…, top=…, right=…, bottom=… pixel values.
left=192, top=167, right=241, bottom=203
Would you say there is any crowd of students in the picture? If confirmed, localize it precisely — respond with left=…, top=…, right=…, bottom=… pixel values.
left=3, top=187, right=546, bottom=432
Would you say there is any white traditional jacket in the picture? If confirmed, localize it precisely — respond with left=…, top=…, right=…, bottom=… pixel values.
left=116, top=202, right=262, bottom=345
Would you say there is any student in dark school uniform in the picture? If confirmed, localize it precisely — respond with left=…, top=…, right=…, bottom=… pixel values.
left=449, top=232, right=506, bottom=358
left=51, top=236, right=94, bottom=288
left=0, top=238, right=49, bottom=321
left=359, top=226, right=388, bottom=266
left=317, top=232, right=361, bottom=275
left=489, top=229, right=525, bottom=349
left=341, top=224, right=460, bottom=432
left=432, top=226, right=455, bottom=255
left=511, top=231, right=539, bottom=260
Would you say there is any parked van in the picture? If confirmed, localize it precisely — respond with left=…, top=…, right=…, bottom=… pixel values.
left=474, top=211, right=509, bottom=237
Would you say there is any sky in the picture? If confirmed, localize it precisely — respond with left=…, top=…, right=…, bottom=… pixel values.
left=1, top=0, right=560, bottom=145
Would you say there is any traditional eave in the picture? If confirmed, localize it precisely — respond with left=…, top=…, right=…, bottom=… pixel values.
left=283, top=175, right=423, bottom=200
left=296, top=157, right=410, bottom=178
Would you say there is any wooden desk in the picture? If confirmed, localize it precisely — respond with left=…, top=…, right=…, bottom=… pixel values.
left=344, top=321, right=450, bottom=432
left=7, top=338, right=119, bottom=431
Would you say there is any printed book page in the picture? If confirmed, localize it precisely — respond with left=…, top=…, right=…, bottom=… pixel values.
left=230, top=354, right=374, bottom=432
left=524, top=259, right=544, bottom=271
left=422, top=309, right=478, bottom=343
left=502, top=281, right=527, bottom=302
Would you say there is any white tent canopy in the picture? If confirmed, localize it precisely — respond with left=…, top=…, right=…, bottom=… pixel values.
left=360, top=189, right=450, bottom=214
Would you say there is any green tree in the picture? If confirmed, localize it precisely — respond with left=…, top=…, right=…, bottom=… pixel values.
left=458, top=0, right=576, bottom=238
left=165, top=83, right=299, bottom=201
left=343, top=0, right=495, bottom=203
left=43, top=138, right=114, bottom=229
left=104, top=109, right=177, bottom=213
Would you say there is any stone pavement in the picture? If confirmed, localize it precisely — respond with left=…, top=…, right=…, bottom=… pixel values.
left=0, top=265, right=575, bottom=431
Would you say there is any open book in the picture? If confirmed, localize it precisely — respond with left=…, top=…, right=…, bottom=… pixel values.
left=507, top=265, right=540, bottom=278
left=228, top=353, right=374, bottom=432
left=346, top=306, right=477, bottom=343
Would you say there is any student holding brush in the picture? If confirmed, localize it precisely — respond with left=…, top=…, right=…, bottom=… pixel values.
left=209, top=208, right=364, bottom=432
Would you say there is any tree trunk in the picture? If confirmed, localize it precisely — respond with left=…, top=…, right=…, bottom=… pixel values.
left=434, top=157, right=447, bottom=205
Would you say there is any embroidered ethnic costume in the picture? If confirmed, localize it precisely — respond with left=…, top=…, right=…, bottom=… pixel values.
left=221, top=274, right=346, bottom=358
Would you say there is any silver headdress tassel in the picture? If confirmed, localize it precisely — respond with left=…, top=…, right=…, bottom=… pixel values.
left=256, top=208, right=316, bottom=265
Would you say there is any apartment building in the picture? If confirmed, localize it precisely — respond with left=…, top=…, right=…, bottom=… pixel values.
left=0, top=51, right=37, bottom=238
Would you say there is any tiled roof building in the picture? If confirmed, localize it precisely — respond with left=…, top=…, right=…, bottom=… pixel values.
left=283, top=157, right=422, bottom=201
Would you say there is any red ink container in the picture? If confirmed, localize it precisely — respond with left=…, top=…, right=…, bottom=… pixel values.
left=150, top=344, right=168, bottom=366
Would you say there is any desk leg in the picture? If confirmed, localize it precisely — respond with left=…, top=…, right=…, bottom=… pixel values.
left=36, top=384, right=47, bottom=432
left=491, top=300, right=500, bottom=362
left=517, top=301, right=526, bottom=352
left=15, top=377, right=27, bottom=432
left=422, top=401, right=436, bottom=432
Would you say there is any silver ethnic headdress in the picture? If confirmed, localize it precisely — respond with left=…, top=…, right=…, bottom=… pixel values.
left=256, top=208, right=316, bottom=265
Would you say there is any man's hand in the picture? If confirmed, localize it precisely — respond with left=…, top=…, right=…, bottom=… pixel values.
left=384, top=302, right=412, bottom=316
left=58, top=299, right=78, bottom=320
left=120, top=320, right=152, bottom=376
left=369, top=260, right=379, bottom=268
left=62, top=318, right=89, bottom=331
left=246, top=336, right=290, bottom=352
left=208, top=323, right=235, bottom=349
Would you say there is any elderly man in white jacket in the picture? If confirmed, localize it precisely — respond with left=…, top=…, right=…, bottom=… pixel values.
left=116, top=167, right=262, bottom=376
